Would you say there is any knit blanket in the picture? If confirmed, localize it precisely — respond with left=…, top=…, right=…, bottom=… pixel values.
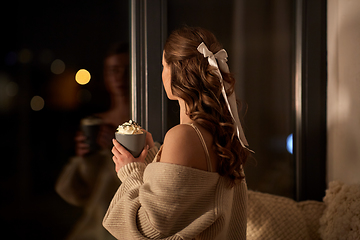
left=246, top=190, right=325, bottom=239
left=247, top=181, right=360, bottom=240
left=319, top=181, right=360, bottom=240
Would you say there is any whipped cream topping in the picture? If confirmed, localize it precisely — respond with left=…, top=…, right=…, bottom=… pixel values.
left=116, top=120, right=143, bottom=135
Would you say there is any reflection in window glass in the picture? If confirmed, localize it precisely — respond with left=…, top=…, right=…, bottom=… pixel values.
left=1, top=1, right=129, bottom=239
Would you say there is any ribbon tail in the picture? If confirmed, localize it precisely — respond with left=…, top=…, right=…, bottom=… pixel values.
left=222, top=82, right=254, bottom=153
left=227, top=90, right=248, bottom=146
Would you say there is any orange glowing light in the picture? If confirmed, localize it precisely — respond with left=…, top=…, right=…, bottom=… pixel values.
left=75, top=69, right=91, bottom=85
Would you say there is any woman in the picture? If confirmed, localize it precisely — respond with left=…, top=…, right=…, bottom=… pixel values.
left=56, top=42, right=129, bottom=240
left=103, top=27, right=252, bottom=240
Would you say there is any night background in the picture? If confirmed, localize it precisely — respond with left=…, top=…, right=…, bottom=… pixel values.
left=1, top=1, right=129, bottom=239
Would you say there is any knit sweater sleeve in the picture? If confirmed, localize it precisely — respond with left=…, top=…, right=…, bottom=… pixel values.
left=103, top=157, right=223, bottom=239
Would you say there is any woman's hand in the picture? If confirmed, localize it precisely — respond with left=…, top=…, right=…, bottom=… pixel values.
left=111, top=139, right=149, bottom=172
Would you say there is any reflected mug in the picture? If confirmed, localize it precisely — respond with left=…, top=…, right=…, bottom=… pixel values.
left=80, top=116, right=103, bottom=153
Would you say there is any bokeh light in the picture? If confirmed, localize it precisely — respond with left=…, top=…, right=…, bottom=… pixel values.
left=51, top=59, right=66, bottom=74
left=75, top=69, right=91, bottom=85
left=30, top=96, right=45, bottom=111
left=47, top=70, right=80, bottom=110
left=287, top=133, right=293, bottom=154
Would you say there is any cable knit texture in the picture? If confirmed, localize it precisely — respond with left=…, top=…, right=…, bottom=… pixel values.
left=103, top=146, right=247, bottom=239
left=319, top=181, right=360, bottom=240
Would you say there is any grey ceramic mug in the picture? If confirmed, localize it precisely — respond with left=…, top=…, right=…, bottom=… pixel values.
left=115, top=132, right=146, bottom=158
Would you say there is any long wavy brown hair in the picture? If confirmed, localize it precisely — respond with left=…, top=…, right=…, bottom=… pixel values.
left=163, top=26, right=249, bottom=186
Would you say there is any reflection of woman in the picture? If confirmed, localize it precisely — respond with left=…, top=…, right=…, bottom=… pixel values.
left=76, top=42, right=130, bottom=157
left=55, top=42, right=129, bottom=240
left=103, top=27, right=252, bottom=239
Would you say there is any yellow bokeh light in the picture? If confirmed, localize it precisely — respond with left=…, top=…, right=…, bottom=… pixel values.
left=75, top=69, right=91, bottom=85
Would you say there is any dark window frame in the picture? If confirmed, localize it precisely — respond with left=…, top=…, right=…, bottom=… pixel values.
left=294, top=0, right=327, bottom=201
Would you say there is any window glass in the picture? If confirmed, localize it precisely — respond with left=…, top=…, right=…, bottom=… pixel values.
left=1, top=1, right=129, bottom=239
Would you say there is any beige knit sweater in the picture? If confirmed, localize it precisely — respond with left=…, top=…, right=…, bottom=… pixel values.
left=103, top=146, right=247, bottom=240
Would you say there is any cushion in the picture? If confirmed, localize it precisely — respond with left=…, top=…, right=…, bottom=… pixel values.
left=247, top=190, right=324, bottom=240
left=319, top=181, right=360, bottom=240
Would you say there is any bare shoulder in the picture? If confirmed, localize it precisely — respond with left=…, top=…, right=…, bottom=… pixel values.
left=160, top=124, right=207, bottom=169
left=165, top=124, right=195, bottom=141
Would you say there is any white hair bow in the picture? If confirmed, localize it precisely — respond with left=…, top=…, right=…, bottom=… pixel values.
left=197, top=42, right=252, bottom=152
